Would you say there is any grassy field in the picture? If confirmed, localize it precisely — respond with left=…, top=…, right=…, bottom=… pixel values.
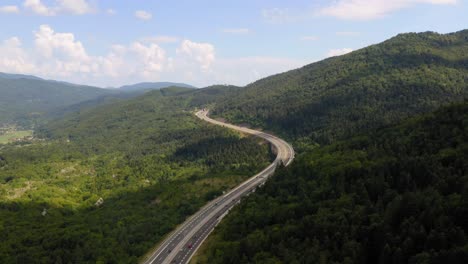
left=0, top=130, right=33, bottom=144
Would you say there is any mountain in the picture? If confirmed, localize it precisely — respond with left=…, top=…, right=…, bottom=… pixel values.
left=0, top=85, right=271, bottom=263
left=1, top=29, right=467, bottom=264
left=193, top=30, right=468, bottom=264
left=195, top=101, right=468, bottom=264
left=0, top=72, right=43, bottom=81
left=118, top=82, right=196, bottom=92
left=38, top=85, right=243, bottom=150
left=0, top=76, right=116, bottom=126
left=213, top=30, right=468, bottom=144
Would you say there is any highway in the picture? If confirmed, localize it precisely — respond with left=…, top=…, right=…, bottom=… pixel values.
left=142, top=109, right=295, bottom=264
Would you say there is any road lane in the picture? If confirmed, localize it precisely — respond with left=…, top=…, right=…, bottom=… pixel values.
left=142, top=109, right=294, bottom=264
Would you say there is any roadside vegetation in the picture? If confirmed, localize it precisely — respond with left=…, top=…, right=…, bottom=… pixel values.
left=194, top=102, right=468, bottom=264
left=1, top=29, right=467, bottom=264
left=0, top=88, right=273, bottom=263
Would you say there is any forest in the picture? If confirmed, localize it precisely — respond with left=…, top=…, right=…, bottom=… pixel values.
left=213, top=30, right=468, bottom=144
left=193, top=102, right=468, bottom=264
left=0, top=29, right=467, bottom=264
left=0, top=87, right=273, bottom=263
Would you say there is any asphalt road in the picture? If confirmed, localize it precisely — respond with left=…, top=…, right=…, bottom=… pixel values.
left=142, top=109, right=295, bottom=264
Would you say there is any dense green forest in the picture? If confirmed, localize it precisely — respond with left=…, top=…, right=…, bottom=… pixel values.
left=0, top=75, right=116, bottom=126
left=0, top=87, right=273, bottom=263
left=194, top=102, right=468, bottom=264
left=118, top=82, right=195, bottom=92
left=213, top=30, right=468, bottom=144
left=1, top=29, right=467, bottom=264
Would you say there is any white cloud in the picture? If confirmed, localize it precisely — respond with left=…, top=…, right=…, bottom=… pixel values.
left=222, top=28, right=250, bottom=34
left=336, top=31, right=361, bottom=36
left=300, top=36, right=319, bottom=41
left=0, top=37, right=35, bottom=73
left=0, top=5, right=19, bottom=14
left=135, top=10, right=152, bottom=20
left=326, top=48, right=354, bottom=57
left=0, top=25, right=200, bottom=86
left=57, top=0, right=93, bottom=15
left=320, top=0, right=458, bottom=20
left=24, top=0, right=55, bottom=16
left=34, top=25, right=89, bottom=61
left=177, top=40, right=215, bottom=71
left=23, top=0, right=94, bottom=16
left=0, top=25, right=307, bottom=87
left=130, top=42, right=167, bottom=77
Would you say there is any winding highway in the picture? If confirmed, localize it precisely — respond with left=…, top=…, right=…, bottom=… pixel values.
left=142, top=109, right=294, bottom=264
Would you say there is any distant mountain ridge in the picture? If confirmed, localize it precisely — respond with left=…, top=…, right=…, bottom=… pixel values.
left=0, top=72, right=43, bottom=81
left=0, top=72, right=197, bottom=126
left=118, top=82, right=196, bottom=91
left=0, top=75, right=116, bottom=126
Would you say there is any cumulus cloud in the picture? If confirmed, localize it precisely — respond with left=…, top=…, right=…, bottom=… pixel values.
left=135, top=10, right=152, bottom=20
left=0, top=37, right=35, bottom=73
left=326, top=48, right=354, bottom=57
left=0, top=25, right=307, bottom=87
left=0, top=5, right=19, bottom=14
left=23, top=0, right=94, bottom=16
left=177, top=40, right=215, bottom=71
left=34, top=25, right=89, bottom=61
left=222, top=28, right=250, bottom=34
left=0, top=25, right=168, bottom=85
left=130, top=42, right=167, bottom=77
left=57, top=0, right=93, bottom=15
left=320, top=0, right=458, bottom=20
left=24, top=0, right=54, bottom=15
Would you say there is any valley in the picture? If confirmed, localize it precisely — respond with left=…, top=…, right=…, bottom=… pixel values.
left=0, top=9, right=466, bottom=263
left=0, top=88, right=274, bottom=263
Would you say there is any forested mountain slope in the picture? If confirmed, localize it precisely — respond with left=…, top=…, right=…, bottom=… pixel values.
left=194, top=101, right=468, bottom=264
left=0, top=76, right=115, bottom=126
left=119, top=82, right=195, bottom=91
left=213, top=30, right=468, bottom=144
left=38, top=86, right=241, bottom=153
left=0, top=86, right=272, bottom=263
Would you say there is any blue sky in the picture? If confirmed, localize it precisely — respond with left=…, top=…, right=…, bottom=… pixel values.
left=0, top=0, right=466, bottom=87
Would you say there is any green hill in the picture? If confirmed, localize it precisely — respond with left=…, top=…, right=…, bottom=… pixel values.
left=213, top=30, right=468, bottom=144
left=195, top=101, right=468, bottom=264
left=0, top=75, right=116, bottom=126
left=118, top=81, right=195, bottom=92
left=0, top=85, right=272, bottom=263
left=38, top=85, right=242, bottom=153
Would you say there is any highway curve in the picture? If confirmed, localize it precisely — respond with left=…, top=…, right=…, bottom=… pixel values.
left=142, top=109, right=295, bottom=264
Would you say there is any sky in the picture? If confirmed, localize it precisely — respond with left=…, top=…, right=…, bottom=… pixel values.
left=0, top=0, right=466, bottom=88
